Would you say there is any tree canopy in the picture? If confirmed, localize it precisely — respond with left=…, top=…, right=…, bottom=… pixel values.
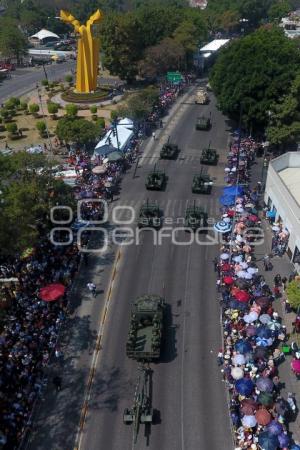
left=210, top=26, right=300, bottom=127
left=286, top=280, right=300, bottom=310
left=56, top=117, right=99, bottom=144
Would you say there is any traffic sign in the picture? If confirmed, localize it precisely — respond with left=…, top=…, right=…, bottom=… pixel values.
left=166, top=71, right=182, bottom=83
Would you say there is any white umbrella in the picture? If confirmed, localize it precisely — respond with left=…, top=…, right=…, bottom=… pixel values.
left=231, top=367, right=244, bottom=380
left=247, top=267, right=258, bottom=274
left=244, top=311, right=258, bottom=323
left=231, top=167, right=237, bottom=172
left=225, top=167, right=231, bottom=172
left=272, top=226, right=280, bottom=232
left=237, top=270, right=248, bottom=278
left=220, top=253, right=230, bottom=260
left=267, top=321, right=281, bottom=331
left=244, top=272, right=253, bottom=280
left=232, top=354, right=246, bottom=366
left=259, top=314, right=271, bottom=324
left=242, top=415, right=257, bottom=428
left=223, top=217, right=231, bottom=223
left=233, top=255, right=243, bottom=263
left=240, top=262, right=248, bottom=269
left=214, top=221, right=232, bottom=233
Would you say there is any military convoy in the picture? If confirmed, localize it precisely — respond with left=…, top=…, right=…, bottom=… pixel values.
left=196, top=115, right=211, bottom=131
left=200, top=146, right=219, bottom=165
left=126, top=295, right=165, bottom=361
left=195, top=88, right=209, bottom=105
left=145, top=165, right=167, bottom=190
left=192, top=172, right=213, bottom=194
left=160, top=142, right=179, bottom=159
left=138, top=201, right=162, bottom=229
left=185, top=203, right=208, bottom=232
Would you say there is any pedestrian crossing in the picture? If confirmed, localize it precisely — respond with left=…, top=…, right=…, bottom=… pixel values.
left=108, top=197, right=222, bottom=225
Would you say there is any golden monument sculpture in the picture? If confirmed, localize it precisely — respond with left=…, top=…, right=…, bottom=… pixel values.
left=60, top=9, right=103, bottom=93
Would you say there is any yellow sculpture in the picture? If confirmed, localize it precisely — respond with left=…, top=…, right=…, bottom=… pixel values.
left=60, top=9, right=103, bottom=93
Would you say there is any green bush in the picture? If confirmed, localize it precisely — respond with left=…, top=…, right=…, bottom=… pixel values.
left=29, top=103, right=40, bottom=116
left=110, top=110, right=118, bottom=121
left=47, top=102, right=59, bottom=116
left=65, top=74, right=73, bottom=84
left=41, top=79, right=49, bottom=87
left=97, top=117, right=105, bottom=128
left=90, top=105, right=97, bottom=114
left=286, top=280, right=300, bottom=310
left=65, top=103, right=78, bottom=117
left=0, top=109, right=9, bottom=120
left=6, top=122, right=18, bottom=134
left=20, top=101, right=28, bottom=110
left=36, top=120, right=47, bottom=137
left=5, top=97, right=19, bottom=110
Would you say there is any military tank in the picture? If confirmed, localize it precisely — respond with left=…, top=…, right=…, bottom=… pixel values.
left=192, top=172, right=213, bottom=194
left=160, top=142, right=179, bottom=159
left=145, top=165, right=167, bottom=190
left=200, top=144, right=219, bottom=165
left=126, top=295, right=165, bottom=361
left=138, top=201, right=162, bottom=228
left=185, top=202, right=208, bottom=232
left=195, top=115, right=211, bottom=131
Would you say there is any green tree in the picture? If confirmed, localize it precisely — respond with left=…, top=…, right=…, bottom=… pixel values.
left=121, top=86, right=159, bottom=120
left=5, top=97, right=20, bottom=110
left=90, top=105, right=97, bottom=114
left=286, top=280, right=300, bottom=309
left=0, top=22, right=27, bottom=63
left=56, top=117, right=99, bottom=144
left=210, top=27, right=300, bottom=127
left=29, top=103, right=40, bottom=116
left=6, top=122, right=18, bottom=135
left=65, top=74, right=73, bottom=85
left=36, top=120, right=47, bottom=137
left=110, top=110, right=118, bottom=121
left=268, top=0, right=292, bottom=22
left=96, top=117, right=105, bottom=128
left=65, top=103, right=78, bottom=117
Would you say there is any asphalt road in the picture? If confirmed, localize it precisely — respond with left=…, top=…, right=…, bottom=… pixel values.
left=79, top=91, right=234, bottom=450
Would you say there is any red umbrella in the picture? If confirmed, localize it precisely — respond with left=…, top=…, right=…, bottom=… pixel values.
left=248, top=215, right=259, bottom=222
left=39, top=283, right=66, bottom=302
left=255, top=408, right=271, bottom=426
left=227, top=210, right=235, bottom=217
left=291, top=359, right=300, bottom=374
left=223, top=276, right=234, bottom=285
left=240, top=399, right=257, bottom=415
left=221, top=263, right=231, bottom=272
left=234, top=290, right=250, bottom=302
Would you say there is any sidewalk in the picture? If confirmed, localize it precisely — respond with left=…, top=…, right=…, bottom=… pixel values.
left=252, top=156, right=300, bottom=443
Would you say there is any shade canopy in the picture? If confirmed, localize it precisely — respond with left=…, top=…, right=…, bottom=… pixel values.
left=31, top=29, right=60, bottom=41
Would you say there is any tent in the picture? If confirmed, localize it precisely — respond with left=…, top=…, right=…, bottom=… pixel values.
left=94, top=125, right=134, bottom=155
left=117, top=117, right=134, bottom=129
left=223, top=185, right=244, bottom=196
left=30, top=29, right=60, bottom=44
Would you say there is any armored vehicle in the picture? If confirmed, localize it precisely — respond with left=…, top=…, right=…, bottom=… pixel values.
left=126, top=295, right=165, bottom=361
left=145, top=165, right=167, bottom=190
left=192, top=172, right=213, bottom=194
left=185, top=203, right=208, bottom=232
left=200, top=146, right=219, bottom=165
left=195, top=88, right=209, bottom=105
left=138, top=201, right=162, bottom=229
left=195, top=115, right=211, bottom=131
left=160, top=142, right=179, bottom=159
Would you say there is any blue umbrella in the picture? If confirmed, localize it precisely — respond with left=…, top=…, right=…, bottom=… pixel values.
left=256, top=377, right=274, bottom=393
left=290, top=445, right=300, bottom=450
left=229, top=299, right=248, bottom=311
left=266, top=210, right=276, bottom=218
left=223, top=185, right=244, bottom=196
left=258, top=432, right=279, bottom=450
left=219, top=195, right=236, bottom=206
left=278, top=433, right=290, bottom=448
left=267, top=420, right=284, bottom=436
left=235, top=378, right=254, bottom=397
left=213, top=221, right=232, bottom=233
left=256, top=337, right=273, bottom=347
left=256, top=327, right=272, bottom=339
left=235, top=340, right=252, bottom=354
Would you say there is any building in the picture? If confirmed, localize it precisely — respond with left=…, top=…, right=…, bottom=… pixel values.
left=264, top=152, right=300, bottom=266
left=280, top=11, right=300, bottom=38
left=189, top=0, right=207, bottom=9
left=194, top=39, right=230, bottom=72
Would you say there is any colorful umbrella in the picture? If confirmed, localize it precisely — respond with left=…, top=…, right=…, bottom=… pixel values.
left=39, top=283, right=66, bottom=302
left=248, top=214, right=259, bottom=222
left=231, top=367, right=244, bottom=380
left=214, top=221, right=232, bottom=233
left=235, top=340, right=252, bottom=354
left=256, top=327, right=272, bottom=339
left=223, top=276, right=234, bottom=285
left=257, top=392, right=273, bottom=407
left=267, top=420, right=284, bottom=436
left=240, top=398, right=257, bottom=415
left=258, top=431, right=279, bottom=450
left=221, top=263, right=231, bottom=272
left=242, top=415, right=257, bottom=428
left=291, top=358, right=300, bottom=374
left=256, top=377, right=274, bottom=393
left=243, top=311, right=258, bottom=323
left=235, top=378, right=254, bottom=396
left=255, top=408, right=271, bottom=426
left=232, top=354, right=246, bottom=366
left=234, top=290, right=250, bottom=302
left=259, top=314, right=271, bottom=324
left=220, top=253, right=230, bottom=260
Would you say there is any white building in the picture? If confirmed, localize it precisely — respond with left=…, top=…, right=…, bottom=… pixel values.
left=264, top=152, right=300, bottom=265
left=194, top=39, right=230, bottom=71
left=280, top=11, right=300, bottom=38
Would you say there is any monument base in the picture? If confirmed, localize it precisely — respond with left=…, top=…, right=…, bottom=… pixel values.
left=61, top=88, right=111, bottom=104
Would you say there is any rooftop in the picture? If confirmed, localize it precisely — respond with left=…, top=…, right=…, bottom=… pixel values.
left=200, top=39, right=230, bottom=53
left=278, top=167, right=300, bottom=206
